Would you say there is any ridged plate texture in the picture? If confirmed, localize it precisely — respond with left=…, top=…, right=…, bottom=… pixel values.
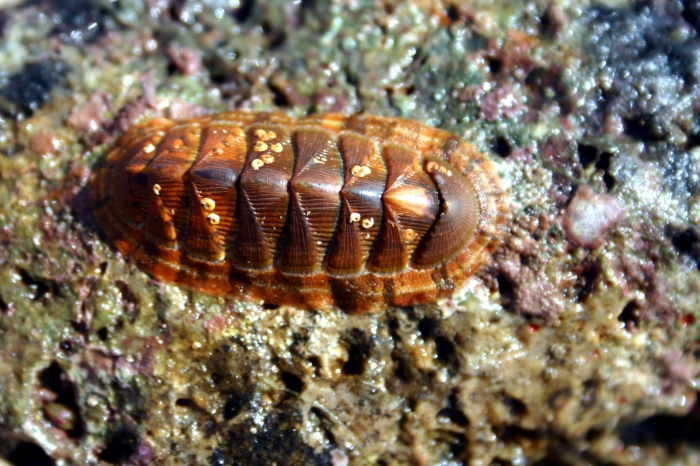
left=91, top=112, right=508, bottom=312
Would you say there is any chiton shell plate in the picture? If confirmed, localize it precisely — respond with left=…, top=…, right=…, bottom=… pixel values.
left=91, top=112, right=508, bottom=313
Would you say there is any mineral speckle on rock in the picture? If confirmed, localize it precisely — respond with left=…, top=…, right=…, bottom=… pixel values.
left=563, top=185, right=624, bottom=249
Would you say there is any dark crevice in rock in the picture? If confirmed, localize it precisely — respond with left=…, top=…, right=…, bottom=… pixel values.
left=446, top=4, right=461, bottom=22
left=492, top=135, right=512, bottom=157
left=671, top=227, right=700, bottom=270
left=114, top=280, right=140, bottom=321
left=577, top=143, right=599, bottom=168
left=98, top=429, right=138, bottom=464
left=209, top=448, right=226, bottom=466
left=17, top=268, right=61, bottom=303
left=620, top=397, right=700, bottom=446
left=270, top=82, right=293, bottom=108
left=341, top=328, right=373, bottom=376
left=502, top=394, right=527, bottom=417
left=618, top=300, right=642, bottom=331
left=310, top=407, right=336, bottom=445
left=500, top=425, right=543, bottom=443
left=624, top=115, right=667, bottom=142
left=7, top=441, right=54, bottom=466
left=38, top=362, right=84, bottom=439
left=96, top=327, right=109, bottom=341
left=232, top=0, right=256, bottom=23
left=59, top=340, right=74, bottom=355
left=281, top=371, right=304, bottom=395
left=261, top=20, right=286, bottom=49
left=417, top=317, right=439, bottom=340
left=488, top=57, right=502, bottom=75
left=223, top=391, right=251, bottom=420
left=391, top=347, right=422, bottom=383
left=435, top=336, right=459, bottom=372
left=577, top=259, right=602, bottom=302
left=594, top=152, right=615, bottom=190
left=682, top=0, right=700, bottom=32
left=440, top=430, right=468, bottom=461
left=496, top=272, right=516, bottom=312
left=437, top=393, right=469, bottom=426
left=175, top=398, right=196, bottom=408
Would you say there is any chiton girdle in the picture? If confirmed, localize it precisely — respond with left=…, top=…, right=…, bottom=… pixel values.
left=90, top=112, right=508, bottom=313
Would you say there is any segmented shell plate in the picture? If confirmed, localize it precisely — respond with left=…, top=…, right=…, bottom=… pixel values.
left=90, top=112, right=508, bottom=313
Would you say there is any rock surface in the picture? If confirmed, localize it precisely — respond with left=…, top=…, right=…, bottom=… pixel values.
left=0, top=0, right=698, bottom=465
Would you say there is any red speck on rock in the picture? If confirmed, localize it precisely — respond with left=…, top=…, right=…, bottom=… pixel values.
left=167, top=46, right=202, bottom=76
left=116, top=73, right=210, bottom=130
left=562, top=186, right=623, bottom=249
left=497, top=259, right=564, bottom=322
left=117, top=96, right=151, bottom=133
left=116, top=72, right=162, bottom=132
left=507, top=146, right=536, bottom=162
left=488, top=29, right=539, bottom=78
left=29, top=129, right=61, bottom=156
left=680, top=314, right=695, bottom=327
left=67, top=91, right=111, bottom=133
left=658, top=350, right=694, bottom=395
left=479, top=84, right=525, bottom=122
left=620, top=258, right=678, bottom=323
left=164, top=98, right=211, bottom=120
left=269, top=72, right=310, bottom=107
left=541, top=134, right=574, bottom=169
left=480, top=208, right=566, bottom=322
left=202, top=315, right=228, bottom=337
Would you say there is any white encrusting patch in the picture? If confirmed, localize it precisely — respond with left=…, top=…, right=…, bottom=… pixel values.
left=200, top=198, right=216, bottom=211
left=254, top=129, right=277, bottom=141
left=207, top=213, right=220, bottom=225
left=351, top=165, right=372, bottom=177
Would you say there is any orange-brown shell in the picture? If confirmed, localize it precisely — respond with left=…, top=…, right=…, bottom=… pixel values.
left=90, top=112, right=508, bottom=313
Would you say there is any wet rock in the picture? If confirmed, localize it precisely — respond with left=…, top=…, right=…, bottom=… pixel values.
left=167, top=45, right=203, bottom=76
left=582, top=1, right=700, bottom=144
left=98, top=428, right=138, bottom=464
left=66, top=90, right=110, bottom=134
left=478, top=84, right=525, bottom=122
left=29, top=129, right=62, bottom=157
left=0, top=59, right=66, bottom=119
left=48, top=0, right=109, bottom=46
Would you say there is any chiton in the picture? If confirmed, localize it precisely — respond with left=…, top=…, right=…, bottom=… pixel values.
left=91, top=112, right=508, bottom=313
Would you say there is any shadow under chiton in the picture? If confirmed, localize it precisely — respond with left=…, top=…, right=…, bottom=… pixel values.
left=90, top=112, right=508, bottom=313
